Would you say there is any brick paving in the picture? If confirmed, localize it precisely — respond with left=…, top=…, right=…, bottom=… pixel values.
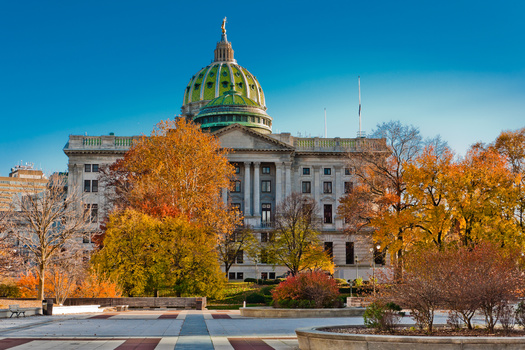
left=0, top=308, right=404, bottom=349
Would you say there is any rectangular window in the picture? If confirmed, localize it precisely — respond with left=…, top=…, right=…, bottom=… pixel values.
left=324, top=204, right=333, bottom=224
left=262, top=203, right=271, bottom=223
left=269, top=272, right=276, bottom=279
left=92, top=164, right=99, bottom=172
left=323, top=182, right=332, bottom=194
left=84, top=204, right=98, bottom=223
left=85, top=164, right=91, bottom=172
left=236, top=250, right=244, bottom=264
left=232, top=180, right=241, bottom=192
left=92, top=180, right=98, bottom=192
left=261, top=272, right=268, bottom=280
left=344, top=182, right=353, bottom=194
left=229, top=272, right=236, bottom=280
left=83, top=234, right=91, bottom=244
left=324, top=242, right=333, bottom=261
left=231, top=203, right=242, bottom=215
left=324, top=168, right=331, bottom=175
left=303, top=167, right=310, bottom=175
left=302, top=181, right=311, bottom=193
left=91, top=204, right=98, bottom=223
left=345, top=167, right=353, bottom=175
left=262, top=166, right=270, bottom=174
left=346, top=242, right=355, bottom=264
left=261, top=232, right=267, bottom=242
left=236, top=272, right=243, bottom=280
left=261, top=180, right=271, bottom=193
left=234, top=165, right=240, bottom=174
left=84, top=180, right=91, bottom=192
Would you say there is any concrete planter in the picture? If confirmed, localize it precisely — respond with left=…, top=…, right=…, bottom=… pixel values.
left=296, top=326, right=525, bottom=350
left=51, top=305, right=103, bottom=315
left=240, top=307, right=364, bottom=318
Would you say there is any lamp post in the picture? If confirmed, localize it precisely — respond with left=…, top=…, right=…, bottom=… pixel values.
left=370, top=245, right=381, bottom=296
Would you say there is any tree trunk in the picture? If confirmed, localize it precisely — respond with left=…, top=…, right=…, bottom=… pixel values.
left=38, top=263, right=45, bottom=301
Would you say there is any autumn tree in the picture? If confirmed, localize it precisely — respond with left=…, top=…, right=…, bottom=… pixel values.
left=403, top=145, right=456, bottom=249
left=216, top=206, right=257, bottom=276
left=92, top=208, right=225, bottom=297
left=492, top=127, right=525, bottom=235
left=103, top=118, right=235, bottom=227
left=266, top=193, right=333, bottom=276
left=7, top=174, right=88, bottom=301
left=338, top=121, right=424, bottom=281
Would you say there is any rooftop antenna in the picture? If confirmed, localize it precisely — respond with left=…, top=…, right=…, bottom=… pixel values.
left=324, top=108, right=327, bottom=138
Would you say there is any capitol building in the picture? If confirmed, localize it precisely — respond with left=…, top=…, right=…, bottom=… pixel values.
left=64, top=22, right=386, bottom=281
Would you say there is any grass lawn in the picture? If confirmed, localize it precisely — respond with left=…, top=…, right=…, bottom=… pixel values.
left=208, top=282, right=272, bottom=307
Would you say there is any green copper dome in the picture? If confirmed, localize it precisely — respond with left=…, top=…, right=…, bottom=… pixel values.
left=194, top=89, right=272, bottom=134
left=180, top=21, right=266, bottom=120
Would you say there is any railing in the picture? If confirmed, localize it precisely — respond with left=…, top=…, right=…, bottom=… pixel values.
left=82, top=137, right=102, bottom=147
left=293, top=137, right=386, bottom=152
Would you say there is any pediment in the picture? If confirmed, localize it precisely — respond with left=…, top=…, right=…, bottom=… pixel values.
left=213, top=124, right=294, bottom=151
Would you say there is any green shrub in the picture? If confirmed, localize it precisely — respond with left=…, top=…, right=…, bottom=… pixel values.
left=245, top=292, right=265, bottom=304
left=260, top=286, right=275, bottom=295
left=363, top=301, right=404, bottom=330
left=244, top=278, right=258, bottom=283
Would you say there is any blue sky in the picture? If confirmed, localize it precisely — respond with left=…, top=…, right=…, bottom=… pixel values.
left=1, top=0, right=524, bottom=175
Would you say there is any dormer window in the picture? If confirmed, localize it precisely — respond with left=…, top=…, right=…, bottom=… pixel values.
left=194, top=83, right=200, bottom=90
left=221, top=81, right=229, bottom=88
left=207, top=82, right=213, bottom=89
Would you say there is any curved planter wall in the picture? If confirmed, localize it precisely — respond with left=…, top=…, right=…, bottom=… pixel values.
left=296, top=326, right=525, bottom=350
left=240, top=307, right=364, bottom=318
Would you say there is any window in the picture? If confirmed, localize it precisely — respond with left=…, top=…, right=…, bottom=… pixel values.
left=236, top=272, right=244, bottom=280
left=236, top=250, right=244, bottom=264
left=345, top=167, right=353, bottom=175
left=229, top=272, right=235, bottom=280
left=84, top=204, right=98, bottom=223
left=269, top=272, right=276, bottom=279
left=262, top=166, right=270, bottom=174
left=92, top=164, right=99, bottom=172
left=323, top=182, right=332, bottom=194
left=374, top=248, right=386, bottom=265
left=260, top=232, right=267, bottom=242
left=346, top=242, right=355, bottom=264
left=232, top=180, right=241, bottom=192
left=261, top=180, right=271, bottom=193
left=324, top=204, right=333, bottom=224
left=324, top=168, right=331, bottom=175
left=231, top=203, right=242, bottom=214
left=262, top=203, right=271, bottom=223
left=324, top=242, right=333, bottom=261
left=84, top=180, right=98, bottom=192
left=234, top=165, right=240, bottom=174
left=83, top=234, right=91, bottom=244
left=85, top=164, right=91, bottom=172
left=303, top=167, right=310, bottom=175
left=302, top=181, right=311, bottom=193
left=344, top=182, right=353, bottom=194
left=261, top=272, right=268, bottom=280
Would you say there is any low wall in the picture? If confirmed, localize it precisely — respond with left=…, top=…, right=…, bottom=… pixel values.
left=240, top=307, right=364, bottom=318
left=61, top=297, right=206, bottom=309
left=0, top=307, right=41, bottom=318
left=295, top=326, right=525, bottom=350
left=52, top=305, right=102, bottom=315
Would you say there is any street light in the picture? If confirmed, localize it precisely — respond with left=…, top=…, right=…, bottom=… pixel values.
left=370, top=244, right=381, bottom=296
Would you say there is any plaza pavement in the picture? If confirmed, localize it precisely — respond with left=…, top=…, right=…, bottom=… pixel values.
left=0, top=309, right=485, bottom=350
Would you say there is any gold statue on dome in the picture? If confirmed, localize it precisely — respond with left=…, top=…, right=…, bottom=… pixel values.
left=221, top=17, right=227, bottom=34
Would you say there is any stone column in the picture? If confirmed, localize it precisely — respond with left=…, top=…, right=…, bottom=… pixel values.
left=253, top=162, right=260, bottom=217
left=275, top=162, right=283, bottom=206
left=222, top=187, right=228, bottom=206
left=244, top=162, right=251, bottom=216
left=284, top=162, right=292, bottom=197
left=334, top=165, right=343, bottom=201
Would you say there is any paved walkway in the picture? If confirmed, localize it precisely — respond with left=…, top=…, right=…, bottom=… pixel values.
left=0, top=309, right=485, bottom=349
